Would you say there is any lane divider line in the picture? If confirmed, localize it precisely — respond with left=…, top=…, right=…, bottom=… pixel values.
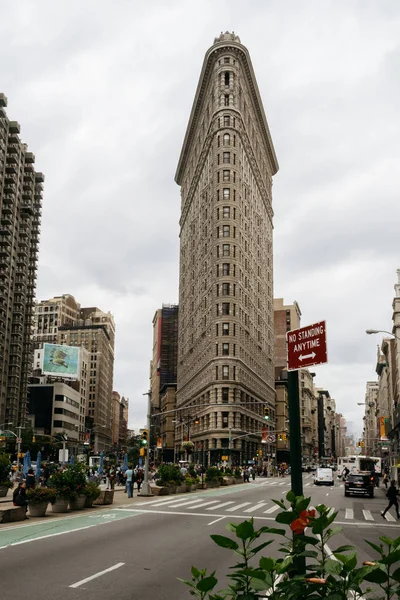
left=69, top=562, right=125, bottom=589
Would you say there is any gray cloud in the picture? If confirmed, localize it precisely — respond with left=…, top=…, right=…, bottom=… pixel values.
left=1, top=0, right=399, bottom=430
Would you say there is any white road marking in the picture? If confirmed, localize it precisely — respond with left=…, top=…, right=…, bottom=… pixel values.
left=279, top=482, right=285, bottom=486
left=363, top=510, right=374, bottom=521
left=328, top=507, right=335, bottom=517
left=226, top=502, right=251, bottom=512
left=385, top=513, right=396, bottom=522
left=304, top=483, right=311, bottom=487
left=264, top=505, right=279, bottom=514
left=165, top=499, right=205, bottom=508
left=187, top=500, right=221, bottom=510
left=207, top=516, right=226, bottom=526
left=243, top=502, right=267, bottom=513
left=206, top=501, right=235, bottom=510
left=345, top=509, right=354, bottom=520
left=135, top=496, right=198, bottom=507
left=69, top=562, right=125, bottom=589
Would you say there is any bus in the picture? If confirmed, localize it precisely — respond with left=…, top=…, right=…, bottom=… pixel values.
left=337, top=455, right=381, bottom=478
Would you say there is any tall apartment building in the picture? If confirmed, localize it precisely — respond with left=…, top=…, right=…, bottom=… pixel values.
left=0, top=94, right=44, bottom=426
left=150, top=305, right=179, bottom=462
left=32, top=295, right=115, bottom=451
left=175, top=33, right=279, bottom=466
left=111, top=391, right=128, bottom=448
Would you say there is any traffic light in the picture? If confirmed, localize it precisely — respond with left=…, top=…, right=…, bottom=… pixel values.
left=32, top=436, right=36, bottom=443
left=194, top=416, right=199, bottom=425
left=141, top=430, right=148, bottom=445
left=263, top=406, right=269, bottom=420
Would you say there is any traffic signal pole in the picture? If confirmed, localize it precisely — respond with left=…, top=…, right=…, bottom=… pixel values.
left=139, top=390, right=153, bottom=497
left=288, top=370, right=303, bottom=498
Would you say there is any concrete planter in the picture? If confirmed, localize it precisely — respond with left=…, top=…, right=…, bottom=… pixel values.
left=28, top=502, right=48, bottom=517
left=151, top=486, right=170, bottom=496
left=0, top=506, right=26, bottom=523
left=176, top=484, right=187, bottom=494
left=69, top=494, right=86, bottom=511
left=186, top=485, right=192, bottom=493
left=222, top=476, right=235, bottom=486
left=235, top=478, right=242, bottom=484
left=51, top=497, right=69, bottom=513
left=0, top=486, right=10, bottom=497
left=205, top=480, right=220, bottom=488
left=93, top=490, right=114, bottom=506
left=84, top=496, right=96, bottom=508
left=168, top=486, right=177, bottom=495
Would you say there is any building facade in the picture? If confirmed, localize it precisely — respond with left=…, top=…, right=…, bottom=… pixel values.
left=0, top=94, right=43, bottom=427
left=175, top=33, right=279, bottom=466
left=32, top=297, right=115, bottom=451
left=150, top=305, right=179, bottom=462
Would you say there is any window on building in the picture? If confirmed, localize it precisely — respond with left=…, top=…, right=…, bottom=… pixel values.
left=224, top=57, right=230, bottom=64
left=222, top=412, right=229, bottom=427
left=222, top=323, right=229, bottom=336
left=224, top=116, right=230, bottom=127
left=223, top=225, right=230, bottom=237
left=222, top=283, right=230, bottom=296
left=222, top=388, right=229, bottom=403
left=222, top=244, right=230, bottom=256
left=223, top=152, right=230, bottom=164
left=222, top=303, right=230, bottom=315
left=223, top=188, right=230, bottom=200
left=222, top=366, right=229, bottom=380
left=223, top=206, right=230, bottom=219
left=223, top=169, right=230, bottom=182
left=222, top=343, right=229, bottom=356
left=222, top=263, right=230, bottom=276
left=224, top=72, right=230, bottom=86
left=223, top=133, right=230, bottom=145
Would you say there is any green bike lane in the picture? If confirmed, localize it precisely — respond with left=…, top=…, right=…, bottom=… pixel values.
left=0, top=480, right=269, bottom=550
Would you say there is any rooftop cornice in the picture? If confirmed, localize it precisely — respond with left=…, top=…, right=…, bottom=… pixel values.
left=175, top=37, right=279, bottom=185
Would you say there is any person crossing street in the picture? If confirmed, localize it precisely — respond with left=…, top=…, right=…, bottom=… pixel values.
left=381, top=480, right=400, bottom=520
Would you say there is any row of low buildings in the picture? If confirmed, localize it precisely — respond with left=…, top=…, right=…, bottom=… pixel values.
left=362, top=270, right=400, bottom=480
left=146, top=33, right=345, bottom=468
left=0, top=95, right=126, bottom=455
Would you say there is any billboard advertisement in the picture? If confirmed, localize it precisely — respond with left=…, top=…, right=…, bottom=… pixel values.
left=380, top=416, right=390, bottom=441
left=42, top=343, right=80, bottom=380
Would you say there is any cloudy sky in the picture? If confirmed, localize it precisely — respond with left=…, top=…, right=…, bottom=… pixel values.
left=1, top=0, right=399, bottom=433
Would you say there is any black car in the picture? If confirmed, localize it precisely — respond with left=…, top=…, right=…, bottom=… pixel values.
left=344, top=473, right=374, bottom=498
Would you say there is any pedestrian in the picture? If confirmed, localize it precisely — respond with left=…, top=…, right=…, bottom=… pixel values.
left=25, top=468, right=36, bottom=490
left=342, top=467, right=349, bottom=481
left=383, top=472, right=389, bottom=489
left=109, top=468, right=115, bottom=490
left=13, top=482, right=28, bottom=515
left=136, top=468, right=144, bottom=493
left=251, top=467, right=256, bottom=481
left=125, top=466, right=134, bottom=498
left=243, top=467, right=250, bottom=483
left=381, top=480, right=400, bottom=520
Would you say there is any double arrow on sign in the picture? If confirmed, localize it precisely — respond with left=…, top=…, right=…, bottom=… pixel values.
left=298, top=352, right=316, bottom=361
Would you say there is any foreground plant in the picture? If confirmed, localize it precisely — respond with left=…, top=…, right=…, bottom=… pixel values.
left=180, top=491, right=400, bottom=599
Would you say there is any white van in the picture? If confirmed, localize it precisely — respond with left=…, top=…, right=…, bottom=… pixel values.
left=314, top=468, right=334, bottom=486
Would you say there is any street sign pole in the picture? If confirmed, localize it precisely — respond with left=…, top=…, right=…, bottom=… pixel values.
left=288, top=370, right=303, bottom=498
left=139, top=390, right=153, bottom=497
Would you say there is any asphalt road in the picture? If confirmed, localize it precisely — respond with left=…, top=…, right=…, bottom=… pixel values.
left=0, top=474, right=398, bottom=600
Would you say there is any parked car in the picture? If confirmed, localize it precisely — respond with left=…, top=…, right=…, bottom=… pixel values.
left=344, top=473, right=374, bottom=498
left=314, top=467, right=334, bottom=486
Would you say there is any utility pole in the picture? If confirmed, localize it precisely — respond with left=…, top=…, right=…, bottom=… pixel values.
left=139, top=390, right=153, bottom=497
left=16, top=425, right=23, bottom=471
left=228, top=427, right=232, bottom=468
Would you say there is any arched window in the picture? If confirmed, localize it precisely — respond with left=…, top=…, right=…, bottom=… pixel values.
left=223, top=133, right=230, bottom=146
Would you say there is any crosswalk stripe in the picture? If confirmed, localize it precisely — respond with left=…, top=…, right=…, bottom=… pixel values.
left=328, top=507, right=336, bottom=517
left=226, top=502, right=251, bottom=512
left=279, top=482, right=285, bottom=486
left=363, top=510, right=374, bottom=521
left=243, top=502, right=267, bottom=513
left=166, top=498, right=206, bottom=508
left=135, top=496, right=197, bottom=507
left=345, top=509, right=354, bottom=520
left=205, top=501, right=235, bottom=510
left=304, top=483, right=311, bottom=487
left=187, top=500, right=221, bottom=510
left=264, top=505, right=279, bottom=514
left=384, top=512, right=396, bottom=522
left=269, top=481, right=278, bottom=486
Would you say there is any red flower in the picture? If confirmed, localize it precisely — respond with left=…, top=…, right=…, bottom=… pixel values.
left=290, top=509, right=316, bottom=534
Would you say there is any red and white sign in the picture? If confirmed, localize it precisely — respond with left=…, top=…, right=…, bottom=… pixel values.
left=286, top=320, right=327, bottom=371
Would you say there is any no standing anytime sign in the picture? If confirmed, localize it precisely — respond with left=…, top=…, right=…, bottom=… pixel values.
left=286, top=320, right=328, bottom=371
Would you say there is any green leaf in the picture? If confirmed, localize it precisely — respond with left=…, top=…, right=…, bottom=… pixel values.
left=311, top=518, right=324, bottom=535
left=324, top=558, right=342, bottom=576
left=210, top=534, right=239, bottom=550
left=326, top=526, right=342, bottom=538
left=272, top=499, right=286, bottom=510
left=379, top=536, right=394, bottom=547
left=259, top=557, right=275, bottom=571
left=381, top=549, right=400, bottom=565
left=276, top=556, right=292, bottom=574
left=364, top=568, right=388, bottom=584
left=391, top=567, right=400, bottom=582
left=258, top=527, right=285, bottom=536
left=286, top=490, right=295, bottom=503
left=235, top=520, right=255, bottom=540
left=250, top=541, right=273, bottom=555
left=196, top=575, right=218, bottom=593
left=177, top=577, right=196, bottom=588
left=365, top=540, right=384, bottom=555
left=295, top=497, right=311, bottom=513
left=302, top=535, right=319, bottom=546
left=191, top=566, right=201, bottom=578
left=250, top=577, right=271, bottom=591
left=392, top=536, right=400, bottom=549
left=333, top=545, right=355, bottom=553
left=298, top=550, right=318, bottom=558
left=276, top=511, right=295, bottom=525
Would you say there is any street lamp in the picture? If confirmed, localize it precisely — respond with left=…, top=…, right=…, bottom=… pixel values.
left=366, top=329, right=400, bottom=341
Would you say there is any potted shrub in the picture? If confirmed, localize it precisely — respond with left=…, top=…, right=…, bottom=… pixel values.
left=83, top=481, right=101, bottom=508
left=156, top=465, right=182, bottom=494
left=234, top=467, right=242, bottom=481
left=0, top=453, right=12, bottom=497
left=26, top=487, right=56, bottom=517
left=205, top=467, right=221, bottom=488
left=49, top=463, right=87, bottom=512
